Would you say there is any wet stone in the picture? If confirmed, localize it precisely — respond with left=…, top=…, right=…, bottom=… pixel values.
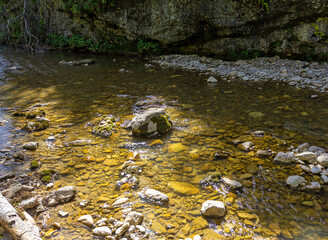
left=286, top=175, right=306, bottom=189
left=295, top=152, right=316, bottom=162
left=301, top=182, right=321, bottom=192
left=93, top=227, right=112, bottom=237
left=256, top=150, right=270, bottom=158
left=310, top=165, right=322, bottom=174
left=142, top=188, right=169, bottom=205
left=23, top=142, right=39, bottom=150
left=167, top=181, right=199, bottom=195
left=222, top=177, right=243, bottom=189
left=201, top=200, right=226, bottom=217
left=274, top=152, right=296, bottom=164
left=78, top=215, right=94, bottom=227
left=317, top=153, right=328, bottom=167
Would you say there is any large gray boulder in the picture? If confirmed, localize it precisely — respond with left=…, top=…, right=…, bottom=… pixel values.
left=201, top=200, right=226, bottom=217
left=274, top=152, right=296, bottom=164
left=286, top=175, right=306, bottom=189
left=131, top=108, right=172, bottom=136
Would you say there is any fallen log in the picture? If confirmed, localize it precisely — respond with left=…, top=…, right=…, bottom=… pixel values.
left=0, top=192, right=41, bottom=240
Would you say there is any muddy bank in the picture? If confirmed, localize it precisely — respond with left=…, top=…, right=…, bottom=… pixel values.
left=151, top=55, right=328, bottom=93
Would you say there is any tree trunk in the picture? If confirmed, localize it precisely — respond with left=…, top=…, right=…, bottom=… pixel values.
left=0, top=193, right=41, bottom=240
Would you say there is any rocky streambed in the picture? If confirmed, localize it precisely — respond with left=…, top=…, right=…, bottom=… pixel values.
left=0, top=48, right=328, bottom=239
left=151, top=55, right=328, bottom=93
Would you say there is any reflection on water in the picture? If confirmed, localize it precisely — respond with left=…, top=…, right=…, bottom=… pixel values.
left=0, top=46, right=328, bottom=239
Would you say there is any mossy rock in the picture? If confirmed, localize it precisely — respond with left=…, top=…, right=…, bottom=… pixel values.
left=40, top=169, right=56, bottom=177
left=201, top=172, right=222, bottom=185
left=131, top=108, right=173, bottom=137
left=92, top=116, right=116, bottom=136
left=41, top=175, right=52, bottom=183
left=13, top=111, right=26, bottom=117
left=30, top=160, right=39, bottom=170
left=25, top=109, right=46, bottom=119
left=22, top=121, right=49, bottom=132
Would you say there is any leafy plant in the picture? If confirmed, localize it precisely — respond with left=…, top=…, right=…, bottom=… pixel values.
left=137, top=38, right=162, bottom=54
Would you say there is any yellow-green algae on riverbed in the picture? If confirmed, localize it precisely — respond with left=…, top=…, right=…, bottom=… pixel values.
left=0, top=48, right=328, bottom=239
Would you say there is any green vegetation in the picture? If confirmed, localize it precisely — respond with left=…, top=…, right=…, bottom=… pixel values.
left=62, top=0, right=116, bottom=16
left=30, top=160, right=39, bottom=170
left=40, top=169, right=56, bottom=183
left=258, top=0, right=269, bottom=11
left=46, top=34, right=163, bottom=54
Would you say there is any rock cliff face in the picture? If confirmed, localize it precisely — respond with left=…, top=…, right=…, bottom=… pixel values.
left=40, top=0, right=328, bottom=58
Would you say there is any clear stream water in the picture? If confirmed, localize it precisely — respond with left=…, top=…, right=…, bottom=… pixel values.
left=0, top=46, right=328, bottom=239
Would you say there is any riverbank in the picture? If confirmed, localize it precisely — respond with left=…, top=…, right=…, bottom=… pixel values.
left=151, top=55, right=328, bottom=93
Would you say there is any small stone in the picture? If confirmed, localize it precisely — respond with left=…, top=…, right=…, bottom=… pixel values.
left=222, top=177, right=243, bottom=189
left=310, top=165, right=322, bottom=174
left=256, top=150, right=270, bottom=158
left=321, top=175, right=328, bottom=183
left=237, top=142, right=253, bottom=151
left=317, top=153, right=328, bottom=167
left=295, top=152, right=316, bottom=161
left=78, top=215, right=94, bottom=227
left=52, top=222, right=61, bottom=229
left=23, top=142, right=38, bottom=150
left=274, top=152, right=295, bottom=164
left=301, top=201, right=314, bottom=207
left=201, top=200, right=226, bottom=217
left=143, top=189, right=169, bottom=205
left=286, top=175, right=306, bottom=189
left=115, top=222, right=130, bottom=236
left=168, top=143, right=188, bottom=153
left=124, top=211, right=144, bottom=225
left=112, top=197, right=129, bottom=207
left=20, top=196, right=39, bottom=209
left=297, top=143, right=310, bottom=151
left=192, top=216, right=208, bottom=229
left=93, top=226, right=112, bottom=237
left=58, top=210, right=69, bottom=218
left=151, top=220, right=167, bottom=234
left=46, top=183, right=54, bottom=189
left=308, top=146, right=325, bottom=154
left=300, top=165, right=311, bottom=173
left=47, top=136, right=55, bottom=142
left=167, top=181, right=199, bottom=195
left=149, top=139, right=163, bottom=146
left=207, top=76, right=218, bottom=83
left=301, top=182, right=321, bottom=192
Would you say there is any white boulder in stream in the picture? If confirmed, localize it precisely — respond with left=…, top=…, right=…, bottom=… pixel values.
left=78, top=215, right=94, bottom=227
left=274, top=152, right=296, bottom=164
left=93, top=226, right=112, bottom=237
left=222, top=177, right=243, bottom=189
left=286, top=175, right=306, bottom=189
left=317, top=153, right=328, bottom=167
left=201, top=200, right=226, bottom=217
left=131, top=108, right=172, bottom=136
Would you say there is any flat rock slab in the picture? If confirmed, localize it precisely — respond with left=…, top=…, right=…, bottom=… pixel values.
left=168, top=181, right=199, bottom=195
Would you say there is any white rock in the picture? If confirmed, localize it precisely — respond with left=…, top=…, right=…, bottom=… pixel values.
left=286, top=175, right=306, bottom=189
left=207, top=76, right=218, bottom=83
left=317, top=153, right=328, bottom=167
left=201, top=200, right=226, bottom=217
left=23, top=142, right=38, bottom=150
left=321, top=175, right=328, bottom=184
left=78, top=215, right=94, bottom=227
left=115, top=222, right=130, bottom=236
left=124, top=211, right=144, bottom=225
left=301, top=182, right=321, bottom=192
left=310, top=165, right=322, bottom=174
left=193, top=235, right=202, bottom=240
left=93, top=226, right=112, bottom=237
left=20, top=196, right=39, bottom=209
left=58, top=210, right=69, bottom=218
left=222, top=177, right=243, bottom=189
left=96, top=218, right=108, bottom=227
left=112, top=197, right=129, bottom=207
left=295, top=151, right=316, bottom=161
left=297, top=143, right=309, bottom=151
left=274, top=152, right=295, bottom=164
left=143, top=189, right=169, bottom=204
left=308, top=146, right=325, bottom=154
left=136, top=225, right=146, bottom=233
left=238, top=142, right=253, bottom=151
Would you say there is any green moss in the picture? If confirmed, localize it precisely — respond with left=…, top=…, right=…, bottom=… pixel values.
left=25, top=109, right=46, bottom=119
left=30, top=160, right=39, bottom=170
left=92, top=116, right=116, bottom=136
left=41, top=169, right=55, bottom=177
left=13, top=111, right=26, bottom=117
left=41, top=175, right=52, bottom=183
left=22, top=121, right=49, bottom=132
left=150, top=114, right=172, bottom=134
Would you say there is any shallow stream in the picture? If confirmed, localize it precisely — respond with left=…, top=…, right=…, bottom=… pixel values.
left=0, top=47, right=328, bottom=239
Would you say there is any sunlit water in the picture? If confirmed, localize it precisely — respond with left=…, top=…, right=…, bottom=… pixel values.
left=0, top=46, right=328, bottom=239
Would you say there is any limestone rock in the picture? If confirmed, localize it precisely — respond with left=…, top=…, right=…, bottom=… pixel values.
left=222, top=177, right=243, bottom=189
left=317, top=153, right=328, bottom=167
left=201, top=200, right=226, bottom=217
left=131, top=108, right=172, bottom=136
left=142, top=189, right=169, bottom=205
left=19, top=196, right=39, bottom=209
left=207, top=76, right=218, bottom=83
left=167, top=181, right=199, bottom=195
left=23, top=142, right=39, bottom=150
left=274, top=152, right=296, bottom=164
left=92, top=116, right=116, bottom=137
left=286, top=175, right=306, bottom=189
left=295, top=152, right=316, bottom=161
left=93, top=226, right=112, bottom=237
left=78, top=215, right=94, bottom=227
left=124, top=211, right=144, bottom=225
left=115, top=222, right=130, bottom=236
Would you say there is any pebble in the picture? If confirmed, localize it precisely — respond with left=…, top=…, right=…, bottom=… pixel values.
left=58, top=210, right=69, bottom=218
left=286, top=175, right=306, bottom=189
left=23, top=142, right=38, bottom=150
left=317, top=153, right=328, bottom=167
left=93, top=226, right=112, bottom=237
left=201, top=200, right=226, bottom=217
left=77, top=215, right=94, bottom=227
left=207, top=76, right=218, bottom=83
left=222, top=177, right=243, bottom=189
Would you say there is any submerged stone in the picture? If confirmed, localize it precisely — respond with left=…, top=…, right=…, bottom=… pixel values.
left=142, top=188, right=169, bottom=205
left=274, top=152, right=295, bottom=164
left=168, top=181, right=199, bottom=195
left=222, top=177, right=243, bottom=189
left=201, top=200, right=226, bottom=217
left=317, top=153, right=328, bottom=167
left=22, top=121, right=49, bottom=132
left=168, top=143, right=188, bottom=153
left=131, top=108, right=172, bottom=136
left=92, top=116, right=116, bottom=137
left=286, top=175, right=305, bottom=189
